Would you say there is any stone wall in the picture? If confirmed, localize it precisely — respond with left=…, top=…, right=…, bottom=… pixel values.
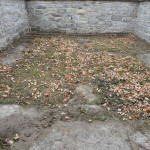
left=1, top=0, right=150, bottom=50
left=0, top=0, right=30, bottom=50
left=135, top=2, right=150, bottom=43
left=27, top=1, right=138, bottom=34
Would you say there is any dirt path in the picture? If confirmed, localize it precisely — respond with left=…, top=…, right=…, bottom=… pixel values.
left=0, top=104, right=150, bottom=150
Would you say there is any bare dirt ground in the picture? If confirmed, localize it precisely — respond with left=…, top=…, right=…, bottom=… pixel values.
left=0, top=32, right=150, bottom=150
left=0, top=104, right=150, bottom=150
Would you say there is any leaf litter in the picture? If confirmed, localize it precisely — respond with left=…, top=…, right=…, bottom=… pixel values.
left=0, top=33, right=149, bottom=120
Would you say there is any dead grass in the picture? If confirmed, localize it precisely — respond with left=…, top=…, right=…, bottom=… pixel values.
left=81, top=34, right=136, bottom=52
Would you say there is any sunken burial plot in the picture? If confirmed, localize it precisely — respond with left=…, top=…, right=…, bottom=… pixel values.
left=0, top=0, right=150, bottom=120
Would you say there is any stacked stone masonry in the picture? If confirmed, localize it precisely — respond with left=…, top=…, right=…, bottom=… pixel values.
left=0, top=0, right=150, bottom=50
left=27, top=1, right=138, bottom=34
left=135, top=2, right=150, bottom=43
left=0, top=0, right=30, bottom=50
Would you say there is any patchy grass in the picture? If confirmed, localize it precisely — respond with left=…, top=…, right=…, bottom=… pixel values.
left=80, top=34, right=136, bottom=53
left=93, top=78, right=125, bottom=105
left=0, top=33, right=150, bottom=119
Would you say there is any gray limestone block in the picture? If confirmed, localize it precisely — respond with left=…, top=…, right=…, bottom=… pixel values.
left=77, top=23, right=89, bottom=28
left=105, top=21, right=113, bottom=27
left=111, top=15, right=123, bottom=21
left=77, top=9, right=86, bottom=15
left=57, top=9, right=66, bottom=14
left=84, top=2, right=90, bottom=6
left=34, top=10, right=44, bottom=15
left=122, top=17, right=133, bottom=22
left=99, top=16, right=106, bottom=21
left=88, top=19, right=99, bottom=24
left=51, top=13, right=62, bottom=17
left=36, top=5, right=46, bottom=9
left=66, top=23, right=76, bottom=28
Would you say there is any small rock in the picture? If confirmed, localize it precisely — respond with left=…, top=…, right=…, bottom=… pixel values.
left=137, top=54, right=150, bottom=68
left=0, top=105, right=22, bottom=119
left=88, top=119, right=92, bottom=123
left=75, top=84, right=98, bottom=102
left=0, top=105, right=39, bottom=119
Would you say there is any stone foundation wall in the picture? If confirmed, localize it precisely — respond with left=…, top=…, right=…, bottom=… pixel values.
left=1, top=0, right=150, bottom=50
left=0, top=0, right=30, bottom=50
left=27, top=1, right=138, bottom=34
left=135, top=2, right=150, bottom=43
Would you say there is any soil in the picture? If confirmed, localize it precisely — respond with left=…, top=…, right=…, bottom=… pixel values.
left=0, top=104, right=150, bottom=150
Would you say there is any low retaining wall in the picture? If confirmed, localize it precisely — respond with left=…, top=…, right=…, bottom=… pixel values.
left=0, top=0, right=30, bottom=50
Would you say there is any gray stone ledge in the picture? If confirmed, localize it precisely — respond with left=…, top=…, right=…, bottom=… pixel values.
left=26, top=0, right=146, bottom=2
